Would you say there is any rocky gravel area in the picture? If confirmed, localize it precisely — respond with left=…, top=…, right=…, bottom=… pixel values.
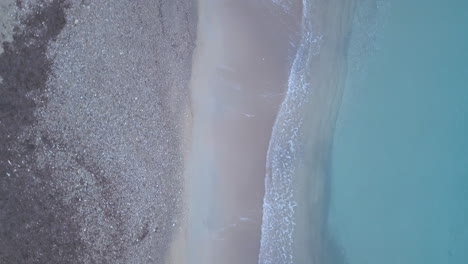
left=0, top=0, right=196, bottom=263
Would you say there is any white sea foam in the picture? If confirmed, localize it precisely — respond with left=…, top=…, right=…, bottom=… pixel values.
left=258, top=1, right=321, bottom=263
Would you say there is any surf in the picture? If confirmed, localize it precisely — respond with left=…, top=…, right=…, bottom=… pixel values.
left=258, top=0, right=357, bottom=263
left=258, top=0, right=317, bottom=263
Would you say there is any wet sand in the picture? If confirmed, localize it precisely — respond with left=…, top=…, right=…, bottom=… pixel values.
left=167, top=1, right=302, bottom=263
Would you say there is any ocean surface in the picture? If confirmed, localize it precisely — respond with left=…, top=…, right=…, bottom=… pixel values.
left=330, top=0, right=468, bottom=264
left=260, top=0, right=468, bottom=263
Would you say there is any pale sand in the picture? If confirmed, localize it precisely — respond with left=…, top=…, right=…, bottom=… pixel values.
left=167, top=0, right=302, bottom=263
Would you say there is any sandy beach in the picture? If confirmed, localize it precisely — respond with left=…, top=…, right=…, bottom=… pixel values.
left=168, top=0, right=357, bottom=263
left=167, top=1, right=302, bottom=263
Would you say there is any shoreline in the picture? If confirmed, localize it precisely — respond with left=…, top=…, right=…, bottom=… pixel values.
left=255, top=0, right=357, bottom=262
left=167, top=0, right=302, bottom=263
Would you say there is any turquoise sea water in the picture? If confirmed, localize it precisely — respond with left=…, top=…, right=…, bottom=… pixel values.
left=329, top=1, right=468, bottom=263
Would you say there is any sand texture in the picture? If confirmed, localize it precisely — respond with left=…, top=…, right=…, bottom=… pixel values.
left=173, top=1, right=302, bottom=263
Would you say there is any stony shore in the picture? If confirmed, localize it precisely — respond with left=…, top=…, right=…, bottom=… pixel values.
left=0, top=1, right=196, bottom=263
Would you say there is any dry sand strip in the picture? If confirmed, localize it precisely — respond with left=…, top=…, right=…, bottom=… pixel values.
left=0, top=1, right=196, bottom=263
left=167, top=1, right=302, bottom=263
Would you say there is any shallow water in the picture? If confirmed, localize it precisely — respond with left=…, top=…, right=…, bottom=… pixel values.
left=330, top=0, right=468, bottom=263
left=260, top=0, right=355, bottom=263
